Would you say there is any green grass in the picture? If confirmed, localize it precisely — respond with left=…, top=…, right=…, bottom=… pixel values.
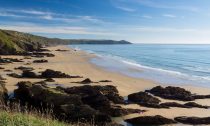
left=0, top=111, right=68, bottom=126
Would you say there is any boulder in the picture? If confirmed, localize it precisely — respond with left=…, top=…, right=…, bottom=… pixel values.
left=22, top=71, right=38, bottom=78
left=44, top=78, right=55, bottom=82
left=7, top=73, right=22, bottom=78
left=15, top=66, right=34, bottom=71
left=128, top=92, right=160, bottom=104
left=126, top=115, right=177, bottom=125
left=41, top=69, right=81, bottom=78
left=175, top=116, right=210, bottom=125
left=99, top=80, right=112, bottom=82
left=33, top=59, right=48, bottom=63
left=94, top=85, right=124, bottom=104
left=79, top=78, right=93, bottom=84
left=146, top=86, right=194, bottom=101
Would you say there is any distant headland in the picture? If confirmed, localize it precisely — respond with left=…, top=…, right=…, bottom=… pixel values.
left=0, top=29, right=131, bottom=55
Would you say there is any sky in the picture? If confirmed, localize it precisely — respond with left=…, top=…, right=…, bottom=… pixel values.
left=0, top=0, right=210, bottom=44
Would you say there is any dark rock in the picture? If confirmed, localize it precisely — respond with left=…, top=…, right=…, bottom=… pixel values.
left=44, top=78, right=55, bottom=82
left=0, top=67, right=4, bottom=69
left=107, top=106, right=146, bottom=117
left=0, top=58, right=23, bottom=63
left=94, top=85, right=124, bottom=104
left=55, top=49, right=69, bottom=52
left=25, top=52, right=55, bottom=58
left=4, top=69, right=12, bottom=72
left=146, top=86, right=194, bottom=101
left=160, top=102, right=189, bottom=108
left=99, top=80, right=112, bottom=82
left=128, top=92, right=160, bottom=104
left=184, top=102, right=209, bottom=109
left=14, top=81, right=111, bottom=123
left=193, top=95, right=210, bottom=99
left=126, top=115, right=177, bottom=125
left=79, top=78, right=93, bottom=84
left=15, top=66, right=34, bottom=71
left=41, top=69, right=82, bottom=78
left=36, top=48, right=50, bottom=52
left=33, top=59, right=48, bottom=63
left=22, top=71, right=38, bottom=78
left=7, top=73, right=22, bottom=78
left=59, top=85, right=126, bottom=116
left=175, top=116, right=210, bottom=125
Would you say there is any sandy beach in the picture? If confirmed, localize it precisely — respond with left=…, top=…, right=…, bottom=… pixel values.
left=2, top=45, right=210, bottom=124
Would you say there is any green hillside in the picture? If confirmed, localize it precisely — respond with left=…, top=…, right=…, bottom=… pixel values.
left=0, top=29, right=131, bottom=55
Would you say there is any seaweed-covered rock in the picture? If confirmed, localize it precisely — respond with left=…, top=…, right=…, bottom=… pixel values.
left=14, top=82, right=140, bottom=124
left=22, top=71, right=38, bottom=78
left=175, top=116, right=210, bottom=125
left=44, top=78, right=55, bottom=82
left=128, top=92, right=164, bottom=108
left=184, top=102, right=209, bottom=109
left=79, top=78, right=93, bottom=84
left=146, top=86, right=194, bottom=101
left=33, top=59, right=48, bottom=63
left=160, top=102, right=189, bottom=108
left=94, top=85, right=124, bottom=104
left=126, top=115, right=177, bottom=125
left=7, top=73, right=22, bottom=78
left=14, top=81, right=111, bottom=123
left=15, top=66, right=34, bottom=71
left=41, top=69, right=81, bottom=78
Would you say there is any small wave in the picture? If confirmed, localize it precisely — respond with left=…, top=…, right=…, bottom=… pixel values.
left=68, top=45, right=210, bottom=85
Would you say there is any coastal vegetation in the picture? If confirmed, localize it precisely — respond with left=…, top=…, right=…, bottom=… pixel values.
left=0, top=29, right=131, bottom=55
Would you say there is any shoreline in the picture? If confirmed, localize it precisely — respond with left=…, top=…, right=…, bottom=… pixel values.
left=2, top=45, right=210, bottom=124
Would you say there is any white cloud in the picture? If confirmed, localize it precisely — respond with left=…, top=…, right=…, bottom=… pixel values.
left=142, top=15, right=153, bottom=19
left=0, top=8, right=107, bottom=24
left=132, top=0, right=199, bottom=12
left=0, top=24, right=117, bottom=36
left=162, top=14, right=176, bottom=18
left=115, top=6, right=136, bottom=12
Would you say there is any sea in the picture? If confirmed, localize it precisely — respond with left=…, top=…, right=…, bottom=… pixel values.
left=69, top=44, right=210, bottom=87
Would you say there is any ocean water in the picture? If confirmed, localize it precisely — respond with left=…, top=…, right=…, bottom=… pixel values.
left=69, top=44, right=210, bottom=87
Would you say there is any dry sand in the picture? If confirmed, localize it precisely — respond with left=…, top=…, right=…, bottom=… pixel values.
left=1, top=45, right=210, bottom=124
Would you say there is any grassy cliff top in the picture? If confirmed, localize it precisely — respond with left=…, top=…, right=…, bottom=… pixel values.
left=0, top=29, right=131, bottom=55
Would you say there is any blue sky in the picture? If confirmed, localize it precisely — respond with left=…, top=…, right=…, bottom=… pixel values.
left=0, top=0, right=210, bottom=43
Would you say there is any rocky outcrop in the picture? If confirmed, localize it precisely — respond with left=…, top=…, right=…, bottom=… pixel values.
left=127, top=92, right=166, bottom=108
left=14, top=82, right=141, bottom=124
left=175, top=116, right=210, bottom=125
left=184, top=102, right=209, bottom=109
left=41, top=69, right=82, bottom=78
left=0, top=57, right=23, bottom=64
left=125, top=115, right=177, bottom=125
left=8, top=69, right=82, bottom=79
left=146, top=86, right=210, bottom=101
left=146, top=86, right=194, bottom=101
